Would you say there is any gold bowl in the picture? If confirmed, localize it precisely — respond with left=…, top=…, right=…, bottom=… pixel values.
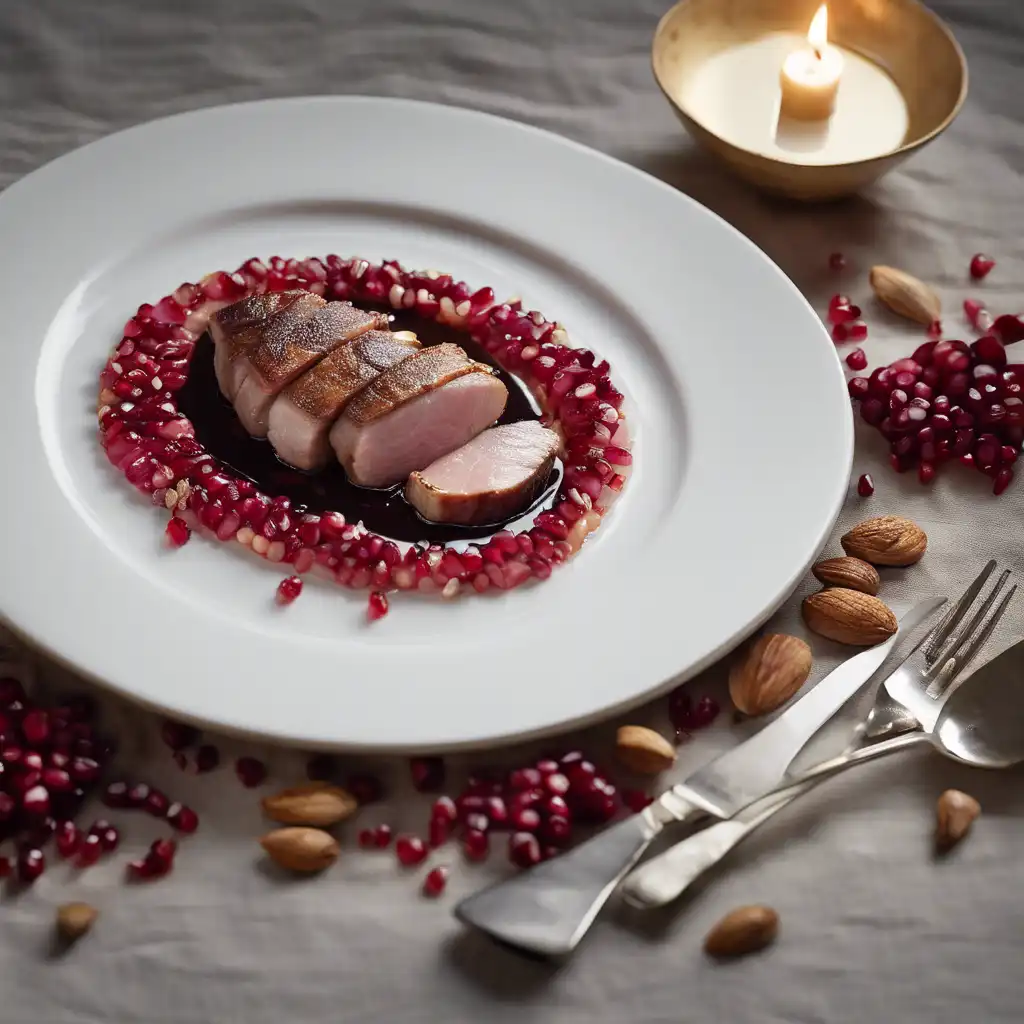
left=652, top=0, right=968, bottom=201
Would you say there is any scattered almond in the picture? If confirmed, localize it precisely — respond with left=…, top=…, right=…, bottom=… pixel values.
left=841, top=515, right=927, bottom=566
left=615, top=725, right=677, bottom=775
left=261, top=826, right=340, bottom=873
left=869, top=265, right=941, bottom=324
left=729, top=634, right=812, bottom=717
left=812, top=556, right=880, bottom=595
left=801, top=588, right=897, bottom=646
left=704, top=905, right=779, bottom=958
left=261, top=781, right=358, bottom=827
left=936, top=789, right=981, bottom=851
left=56, top=902, right=98, bottom=942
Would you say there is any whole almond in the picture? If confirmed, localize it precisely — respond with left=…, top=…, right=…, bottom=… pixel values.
left=615, top=725, right=677, bottom=774
left=261, top=781, right=358, bottom=827
left=729, top=634, right=812, bottom=716
left=869, top=265, right=941, bottom=324
left=841, top=515, right=927, bottom=566
left=261, top=826, right=340, bottom=873
left=802, top=588, right=897, bottom=646
left=704, top=905, right=779, bottom=958
left=56, top=902, right=98, bottom=942
left=812, top=556, right=880, bottom=595
left=936, top=789, right=981, bottom=851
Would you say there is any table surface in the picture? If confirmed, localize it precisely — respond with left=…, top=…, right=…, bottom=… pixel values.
left=2, top=1, right=1023, bottom=1020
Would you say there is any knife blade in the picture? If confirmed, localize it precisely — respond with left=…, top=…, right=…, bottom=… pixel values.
left=454, top=597, right=945, bottom=957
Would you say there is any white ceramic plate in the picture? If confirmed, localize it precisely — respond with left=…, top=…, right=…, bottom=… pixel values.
left=0, top=97, right=851, bottom=751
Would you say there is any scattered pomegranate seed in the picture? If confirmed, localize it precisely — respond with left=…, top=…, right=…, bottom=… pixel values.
left=422, top=865, right=449, bottom=897
left=373, top=824, right=393, bottom=849
left=541, top=815, right=572, bottom=846
left=927, top=319, right=943, bottom=341
left=828, top=301, right=861, bottom=326
left=165, top=516, right=191, bottom=547
left=102, top=780, right=131, bottom=808
left=463, top=829, right=489, bottom=861
left=508, top=831, right=542, bottom=868
left=828, top=251, right=847, bottom=271
left=56, top=821, right=81, bottom=858
left=358, top=828, right=376, bottom=849
left=17, top=846, right=45, bottom=883
left=396, top=835, right=428, bottom=867
left=347, top=773, right=384, bottom=804
left=97, top=825, right=121, bottom=852
left=160, top=720, right=200, bottom=750
left=128, top=838, right=177, bottom=880
left=195, top=744, right=220, bottom=773
left=431, top=796, right=458, bottom=824
left=167, top=802, right=199, bottom=833
left=276, top=576, right=303, bottom=605
left=669, top=690, right=720, bottom=731
left=144, top=788, right=170, bottom=817
left=367, top=591, right=389, bottom=621
left=846, top=348, right=867, bottom=370
left=127, top=782, right=151, bottom=808
left=847, top=320, right=868, bottom=341
left=235, top=756, right=267, bottom=788
left=428, top=816, right=451, bottom=848
left=993, top=314, right=1024, bottom=343
left=970, top=253, right=995, bottom=279
left=22, top=785, right=51, bottom=817
left=409, top=757, right=445, bottom=793
left=994, top=468, right=1014, bottom=495
left=857, top=473, right=875, bottom=496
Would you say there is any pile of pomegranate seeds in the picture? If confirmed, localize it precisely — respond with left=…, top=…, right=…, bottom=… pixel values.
left=849, top=332, right=1024, bottom=493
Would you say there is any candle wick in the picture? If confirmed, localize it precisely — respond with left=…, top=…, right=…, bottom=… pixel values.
left=813, top=45, right=823, bottom=60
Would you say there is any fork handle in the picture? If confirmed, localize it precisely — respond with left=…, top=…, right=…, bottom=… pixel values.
left=621, top=785, right=814, bottom=908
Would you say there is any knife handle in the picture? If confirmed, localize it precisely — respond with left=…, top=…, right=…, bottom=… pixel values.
left=621, top=784, right=814, bottom=908
left=454, top=793, right=704, bottom=956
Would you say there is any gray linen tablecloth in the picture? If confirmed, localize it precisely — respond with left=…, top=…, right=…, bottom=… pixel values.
left=1, top=1, right=1023, bottom=1021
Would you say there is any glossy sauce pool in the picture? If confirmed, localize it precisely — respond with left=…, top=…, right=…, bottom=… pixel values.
left=177, top=305, right=562, bottom=544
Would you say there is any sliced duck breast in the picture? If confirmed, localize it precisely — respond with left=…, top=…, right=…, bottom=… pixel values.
left=209, top=291, right=309, bottom=401
left=267, top=329, right=421, bottom=471
left=234, top=301, right=388, bottom=437
left=330, top=343, right=509, bottom=488
left=405, top=421, right=560, bottom=525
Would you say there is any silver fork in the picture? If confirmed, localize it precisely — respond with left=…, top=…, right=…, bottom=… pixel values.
left=622, top=560, right=1014, bottom=908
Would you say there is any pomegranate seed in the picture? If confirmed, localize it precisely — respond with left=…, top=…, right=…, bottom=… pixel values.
left=534, top=758, right=560, bottom=776
left=145, top=789, right=170, bottom=817
left=464, top=811, right=490, bottom=833
left=846, top=348, right=867, bottom=370
left=485, top=796, right=509, bottom=827
left=167, top=803, right=199, bottom=833
left=422, top=866, right=449, bottom=897
left=127, top=782, right=151, bottom=808
left=367, top=591, right=389, bottom=621
left=235, top=756, right=267, bottom=788
left=76, top=832, right=103, bottom=867
left=508, top=831, right=542, bottom=868
left=150, top=837, right=177, bottom=867
left=508, top=768, right=543, bottom=791
left=918, top=461, right=936, bottom=484
left=373, top=824, right=393, bottom=848
left=409, top=757, right=445, bottom=793
left=431, top=796, right=458, bottom=824
left=831, top=322, right=849, bottom=343
left=927, top=319, right=943, bottom=341
left=70, top=756, right=100, bottom=783
left=17, top=846, right=45, bottom=883
left=428, top=816, right=451, bottom=848
left=195, top=744, right=220, bottom=772
left=994, top=315, right=1024, bottom=344
left=847, top=320, right=868, bottom=341
left=165, top=516, right=191, bottom=547
left=276, top=576, right=303, bottom=604
left=0, top=856, right=9, bottom=877
left=102, top=780, right=131, bottom=808
left=21, top=710, right=49, bottom=745
left=306, top=754, right=336, bottom=781
left=541, top=815, right=572, bottom=846
left=623, top=788, right=654, bottom=813
left=97, top=825, right=121, bottom=852
left=0, top=792, right=13, bottom=821
left=358, top=828, right=376, bottom=849
left=511, top=807, right=541, bottom=832
left=347, top=773, right=383, bottom=804
left=22, top=785, right=50, bottom=816
left=828, top=251, right=846, bottom=271
left=994, top=468, right=1014, bottom=495
left=857, top=473, right=875, bottom=496
left=543, top=772, right=570, bottom=797
left=964, top=298, right=985, bottom=329
left=396, top=835, right=428, bottom=867
left=160, top=720, right=200, bottom=750
left=55, top=821, right=81, bottom=858
left=970, top=253, right=995, bottom=279
left=463, top=829, right=489, bottom=861
left=543, top=794, right=570, bottom=818
left=828, top=302, right=860, bottom=326
left=41, top=767, right=72, bottom=792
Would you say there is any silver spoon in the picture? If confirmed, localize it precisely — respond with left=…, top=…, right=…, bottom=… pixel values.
left=725, top=636, right=1024, bottom=813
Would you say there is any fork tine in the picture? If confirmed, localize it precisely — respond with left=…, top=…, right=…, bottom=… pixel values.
left=941, top=583, right=1017, bottom=691
left=921, top=559, right=997, bottom=663
left=934, top=569, right=1011, bottom=667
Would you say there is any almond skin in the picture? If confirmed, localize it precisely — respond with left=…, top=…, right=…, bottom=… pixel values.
left=802, top=588, right=897, bottom=646
left=56, top=902, right=98, bottom=942
left=729, top=634, right=812, bottom=716
left=615, top=725, right=677, bottom=775
left=261, top=781, right=358, bottom=827
left=704, top=905, right=779, bottom=958
left=812, top=556, right=880, bottom=595
left=261, top=827, right=340, bottom=873
left=841, top=515, right=927, bottom=566
left=936, top=789, right=981, bottom=851
left=869, top=265, right=941, bottom=324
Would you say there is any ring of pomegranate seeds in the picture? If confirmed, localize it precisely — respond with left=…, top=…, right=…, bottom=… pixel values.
left=96, top=257, right=632, bottom=598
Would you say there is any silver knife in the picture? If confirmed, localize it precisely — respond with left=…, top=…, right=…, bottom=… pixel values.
left=454, top=597, right=945, bottom=957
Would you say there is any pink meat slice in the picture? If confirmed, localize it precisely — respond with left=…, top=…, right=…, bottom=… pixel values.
left=405, top=421, right=561, bottom=525
left=330, top=344, right=509, bottom=488
left=209, top=291, right=308, bottom=401
left=234, top=301, right=388, bottom=437
left=267, top=329, right=421, bottom=471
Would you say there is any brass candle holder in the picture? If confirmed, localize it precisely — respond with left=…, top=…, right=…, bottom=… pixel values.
left=652, top=0, right=968, bottom=201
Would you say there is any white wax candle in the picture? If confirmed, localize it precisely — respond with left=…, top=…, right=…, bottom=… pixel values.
left=779, top=5, right=843, bottom=121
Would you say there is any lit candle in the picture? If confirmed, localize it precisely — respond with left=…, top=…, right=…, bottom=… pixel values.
left=779, top=6, right=843, bottom=121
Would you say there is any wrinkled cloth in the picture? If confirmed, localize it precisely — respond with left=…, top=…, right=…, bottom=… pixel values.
left=1, top=0, right=1023, bottom=1021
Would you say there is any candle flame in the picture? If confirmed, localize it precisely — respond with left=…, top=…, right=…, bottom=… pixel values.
left=808, top=4, right=829, bottom=56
